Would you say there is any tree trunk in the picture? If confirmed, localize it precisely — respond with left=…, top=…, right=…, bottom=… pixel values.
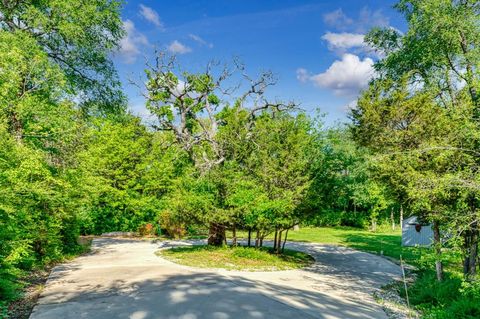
left=281, top=229, right=289, bottom=253
left=10, top=111, right=23, bottom=142
left=391, top=208, right=395, bottom=231
left=248, top=229, right=251, bottom=247
left=273, top=229, right=278, bottom=250
left=208, top=223, right=226, bottom=246
left=463, top=228, right=471, bottom=276
left=255, top=230, right=260, bottom=248
left=370, top=205, right=377, bottom=232
left=463, top=222, right=478, bottom=280
left=469, top=228, right=478, bottom=279
left=432, top=220, right=444, bottom=282
left=459, top=31, right=479, bottom=111
left=232, top=224, right=237, bottom=247
left=276, top=231, right=283, bottom=254
left=400, top=204, right=404, bottom=231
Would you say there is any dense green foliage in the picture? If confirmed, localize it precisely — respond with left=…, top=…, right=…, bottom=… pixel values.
left=303, top=127, right=394, bottom=229
left=407, top=272, right=480, bottom=319
left=0, top=0, right=126, bottom=311
left=0, top=0, right=126, bottom=113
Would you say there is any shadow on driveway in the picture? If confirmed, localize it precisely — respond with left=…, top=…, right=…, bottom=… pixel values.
left=29, top=238, right=399, bottom=319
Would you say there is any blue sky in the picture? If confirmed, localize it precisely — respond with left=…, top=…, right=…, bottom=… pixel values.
left=114, top=0, right=405, bottom=125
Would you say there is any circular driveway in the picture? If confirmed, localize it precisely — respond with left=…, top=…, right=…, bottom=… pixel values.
left=29, top=238, right=401, bottom=319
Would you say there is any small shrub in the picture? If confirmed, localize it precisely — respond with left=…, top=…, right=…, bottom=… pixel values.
left=0, top=270, right=20, bottom=302
left=186, top=225, right=208, bottom=237
left=61, top=215, right=82, bottom=254
left=407, top=271, right=462, bottom=308
left=340, top=212, right=368, bottom=228
left=138, top=223, right=155, bottom=237
left=158, top=211, right=186, bottom=238
left=461, top=280, right=480, bottom=299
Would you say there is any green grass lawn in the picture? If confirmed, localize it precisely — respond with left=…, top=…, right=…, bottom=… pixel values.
left=157, top=245, right=314, bottom=271
left=227, top=227, right=423, bottom=266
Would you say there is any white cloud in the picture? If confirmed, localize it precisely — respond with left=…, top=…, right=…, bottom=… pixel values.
left=296, top=68, right=310, bottom=83
left=323, top=7, right=390, bottom=33
left=139, top=4, right=164, bottom=29
left=323, top=9, right=353, bottom=30
left=358, top=7, right=389, bottom=32
left=307, top=54, right=374, bottom=97
left=189, top=34, right=213, bottom=48
left=167, top=40, right=192, bottom=54
left=342, top=100, right=358, bottom=112
left=321, top=32, right=365, bottom=51
left=118, top=20, right=149, bottom=64
left=173, top=80, right=187, bottom=96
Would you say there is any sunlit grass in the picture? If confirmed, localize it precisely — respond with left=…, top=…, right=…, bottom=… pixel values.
left=157, top=245, right=314, bottom=271
left=228, top=227, right=423, bottom=266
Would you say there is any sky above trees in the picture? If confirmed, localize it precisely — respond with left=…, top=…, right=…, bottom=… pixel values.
left=114, top=0, right=405, bottom=125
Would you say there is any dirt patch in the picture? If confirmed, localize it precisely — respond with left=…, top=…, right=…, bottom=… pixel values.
left=7, top=266, right=52, bottom=319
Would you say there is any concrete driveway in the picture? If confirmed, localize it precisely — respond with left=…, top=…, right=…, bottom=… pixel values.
left=29, top=238, right=401, bottom=319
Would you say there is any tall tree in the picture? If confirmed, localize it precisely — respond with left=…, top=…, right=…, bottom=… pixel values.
left=77, top=115, right=158, bottom=234
left=366, top=0, right=480, bottom=110
left=357, top=0, right=480, bottom=281
left=0, top=0, right=126, bottom=114
left=138, top=54, right=297, bottom=245
left=0, top=0, right=126, bottom=305
left=246, top=112, right=312, bottom=251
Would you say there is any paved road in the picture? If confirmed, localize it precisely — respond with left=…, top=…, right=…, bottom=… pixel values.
left=29, top=238, right=401, bottom=319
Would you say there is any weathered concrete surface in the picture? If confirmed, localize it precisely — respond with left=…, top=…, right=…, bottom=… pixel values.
left=29, top=238, right=401, bottom=319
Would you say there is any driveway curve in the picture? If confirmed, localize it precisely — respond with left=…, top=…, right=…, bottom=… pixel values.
left=29, top=238, right=401, bottom=319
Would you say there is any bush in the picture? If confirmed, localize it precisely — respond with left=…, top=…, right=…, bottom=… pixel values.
left=186, top=225, right=208, bottom=237
left=138, top=223, right=155, bottom=236
left=308, top=210, right=367, bottom=228
left=0, top=269, right=21, bottom=303
left=407, top=271, right=462, bottom=308
left=61, top=215, right=82, bottom=254
left=408, top=271, right=480, bottom=319
left=158, top=210, right=186, bottom=238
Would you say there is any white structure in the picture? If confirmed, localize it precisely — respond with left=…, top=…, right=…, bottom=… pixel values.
left=402, top=216, right=433, bottom=247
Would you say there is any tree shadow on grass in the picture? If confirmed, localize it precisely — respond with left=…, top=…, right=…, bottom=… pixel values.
left=155, top=238, right=403, bottom=294
left=339, top=233, right=423, bottom=266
